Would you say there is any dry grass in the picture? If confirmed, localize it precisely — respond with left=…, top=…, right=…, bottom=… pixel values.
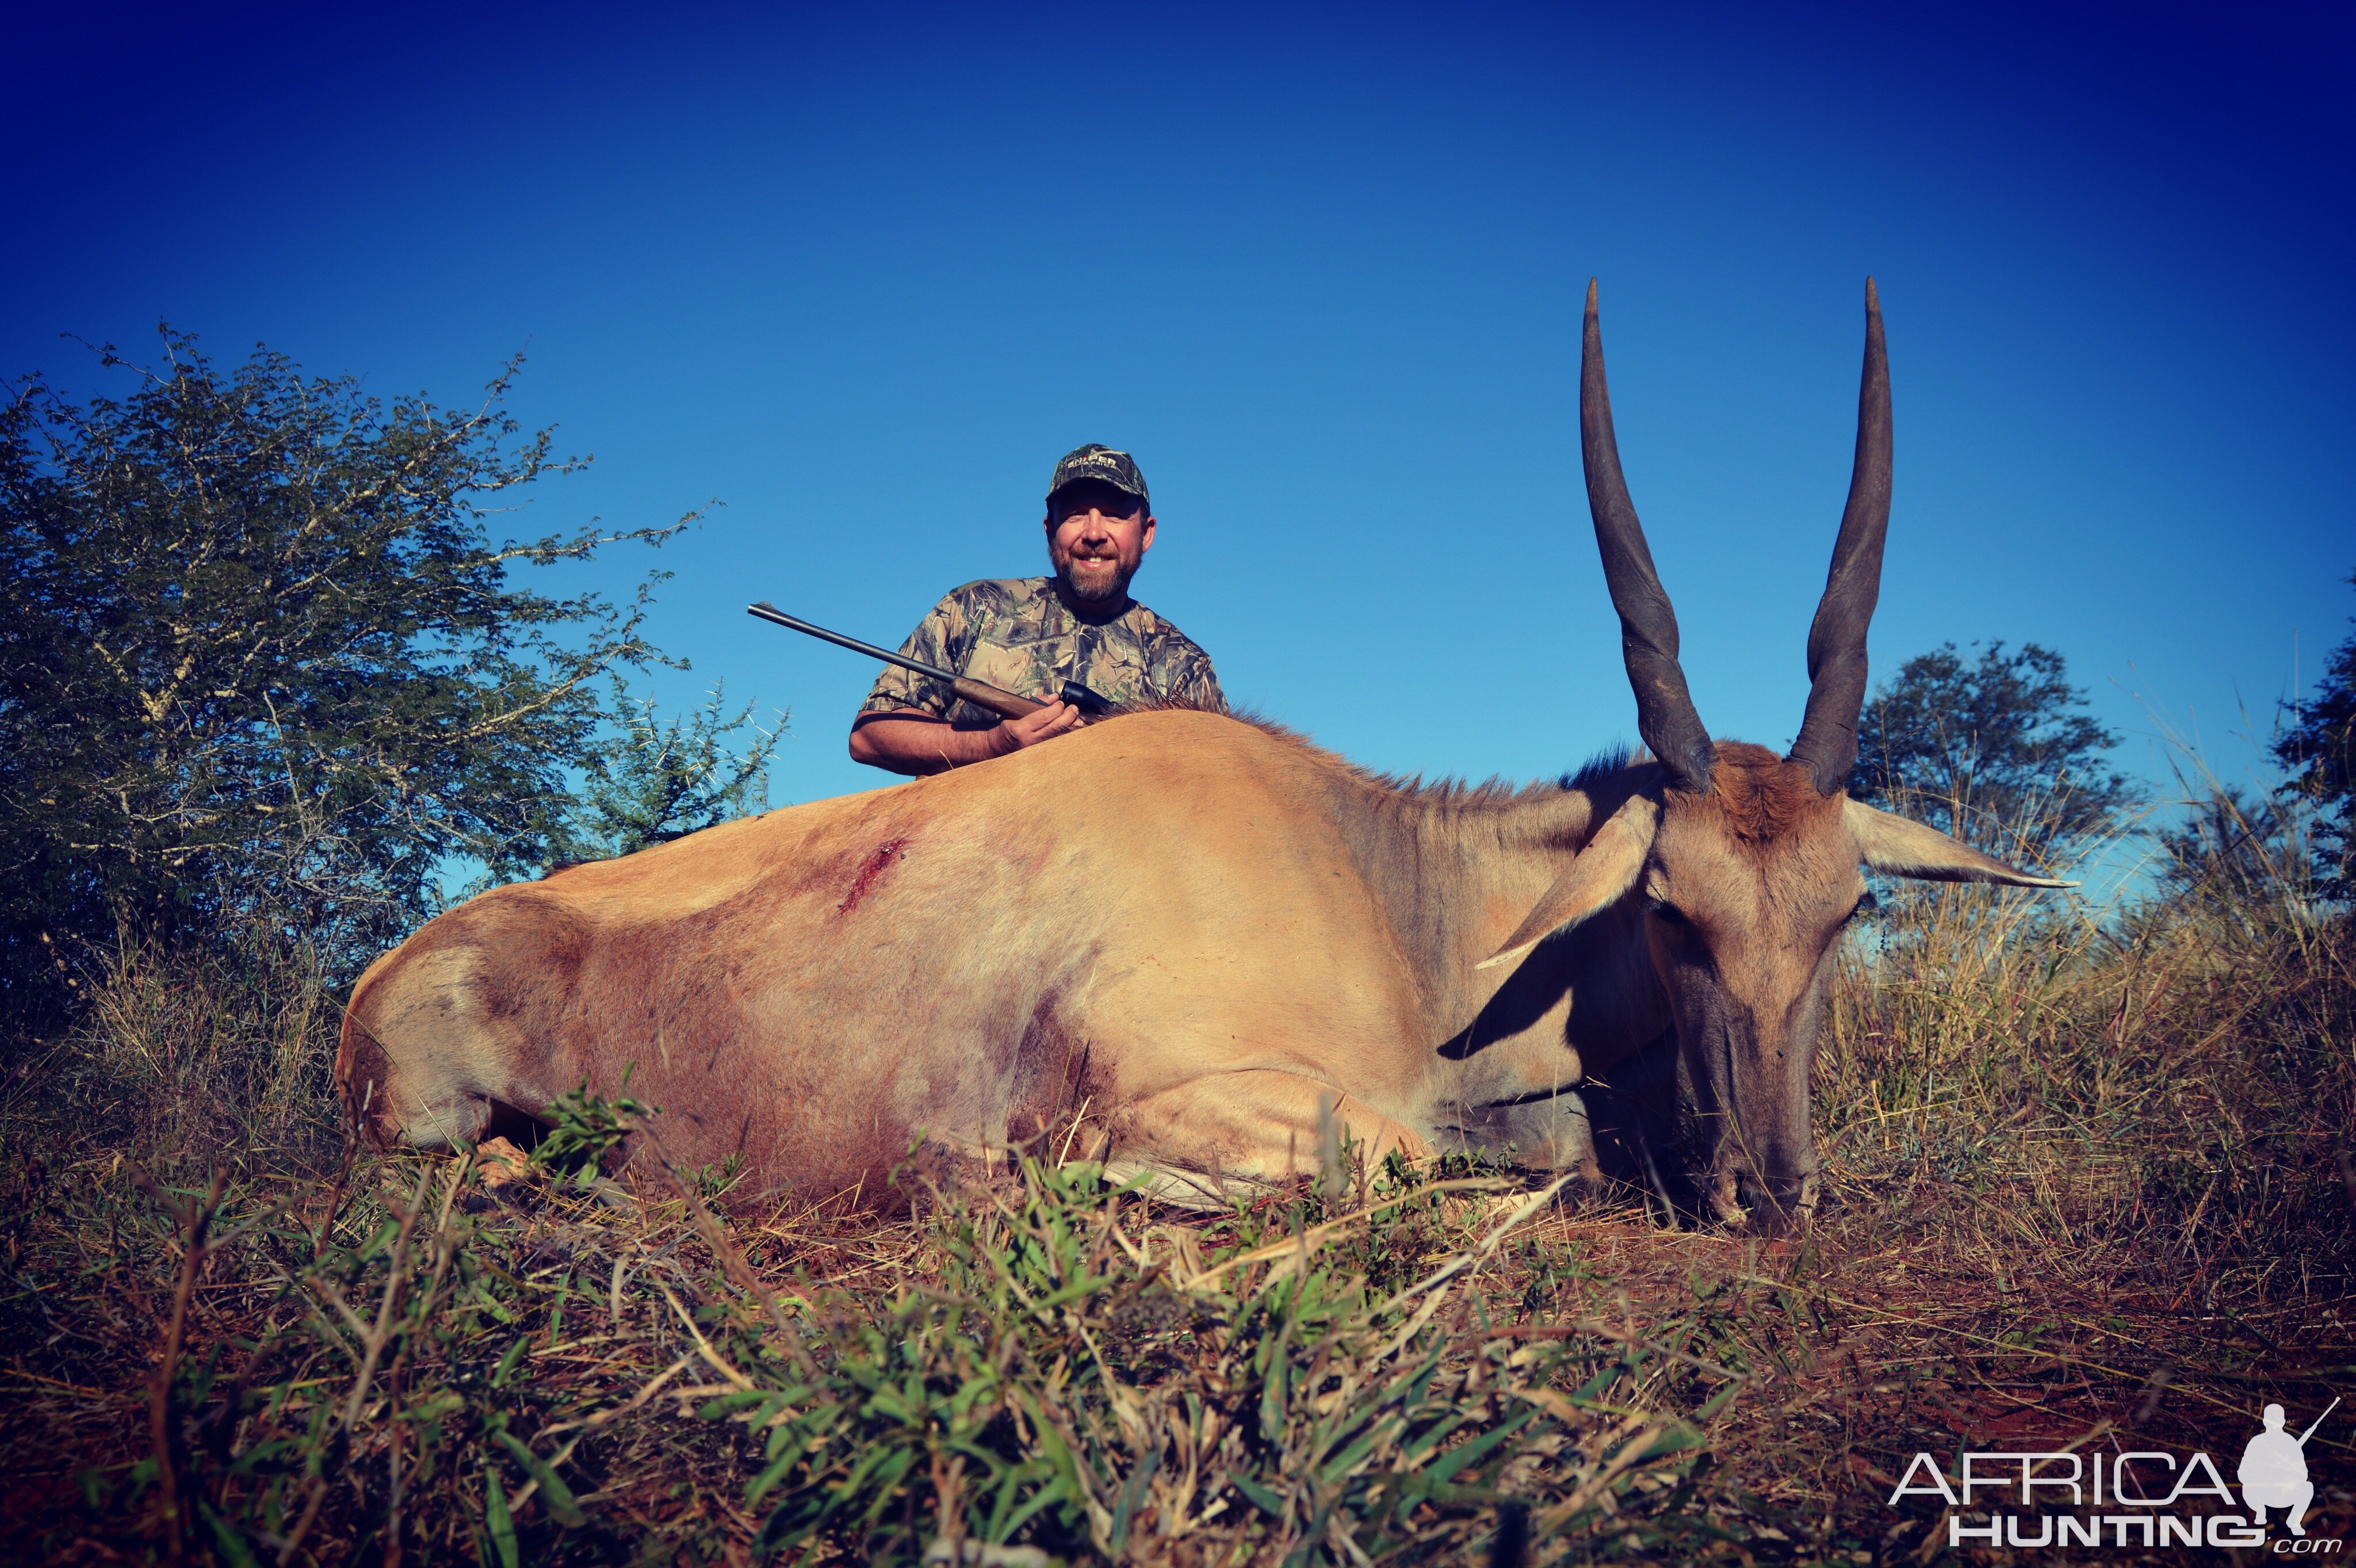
left=3, top=843, right=2351, bottom=1564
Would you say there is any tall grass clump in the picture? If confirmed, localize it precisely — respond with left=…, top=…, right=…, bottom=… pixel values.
left=1817, top=786, right=2352, bottom=1294
left=32, top=930, right=347, bottom=1177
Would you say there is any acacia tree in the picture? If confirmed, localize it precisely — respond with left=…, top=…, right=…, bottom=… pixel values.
left=1849, top=640, right=2134, bottom=859
left=2274, top=569, right=2356, bottom=897
left=0, top=328, right=711, bottom=1026
left=553, top=678, right=779, bottom=866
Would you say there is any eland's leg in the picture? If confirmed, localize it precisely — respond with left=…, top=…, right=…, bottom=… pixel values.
left=1110, top=1070, right=1432, bottom=1195
left=1444, top=1090, right=1601, bottom=1179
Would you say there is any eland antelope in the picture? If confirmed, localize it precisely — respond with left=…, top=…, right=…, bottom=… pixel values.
left=339, top=280, right=2065, bottom=1230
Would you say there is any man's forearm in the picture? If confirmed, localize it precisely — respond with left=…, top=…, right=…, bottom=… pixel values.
left=848, top=713, right=1009, bottom=776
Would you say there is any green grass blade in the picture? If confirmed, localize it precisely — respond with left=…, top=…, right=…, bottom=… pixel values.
left=493, top=1430, right=586, bottom=1528
left=484, top=1464, right=522, bottom=1568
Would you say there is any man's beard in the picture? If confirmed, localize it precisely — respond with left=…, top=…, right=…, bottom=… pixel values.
left=1057, top=556, right=1134, bottom=605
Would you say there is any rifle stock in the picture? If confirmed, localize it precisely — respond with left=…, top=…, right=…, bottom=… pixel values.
left=950, top=677, right=1045, bottom=722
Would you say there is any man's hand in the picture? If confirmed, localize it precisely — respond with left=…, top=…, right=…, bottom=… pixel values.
left=849, top=703, right=1088, bottom=776
left=993, top=697, right=1087, bottom=754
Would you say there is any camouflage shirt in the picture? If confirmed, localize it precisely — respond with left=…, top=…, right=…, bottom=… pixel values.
left=857, top=578, right=1227, bottom=725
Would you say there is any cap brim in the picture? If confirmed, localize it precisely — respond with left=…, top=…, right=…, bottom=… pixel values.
left=1047, top=479, right=1149, bottom=509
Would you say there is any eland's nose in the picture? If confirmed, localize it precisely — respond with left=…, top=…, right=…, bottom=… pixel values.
left=1737, top=1171, right=1819, bottom=1236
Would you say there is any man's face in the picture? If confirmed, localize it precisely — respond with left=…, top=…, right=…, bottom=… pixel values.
left=1045, top=483, right=1156, bottom=605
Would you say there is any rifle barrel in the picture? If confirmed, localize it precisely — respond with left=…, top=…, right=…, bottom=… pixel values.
left=747, top=602, right=959, bottom=685
left=2298, top=1395, right=2340, bottom=1444
left=749, top=600, right=1116, bottom=721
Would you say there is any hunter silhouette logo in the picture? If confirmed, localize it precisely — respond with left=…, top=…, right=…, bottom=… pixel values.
left=2244, top=1398, right=2338, bottom=1538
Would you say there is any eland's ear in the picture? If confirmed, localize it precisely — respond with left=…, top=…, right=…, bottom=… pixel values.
left=1479, top=795, right=1660, bottom=971
left=1842, top=798, right=2076, bottom=888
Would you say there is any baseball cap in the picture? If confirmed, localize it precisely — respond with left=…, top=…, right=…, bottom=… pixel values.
left=1046, top=444, right=1149, bottom=510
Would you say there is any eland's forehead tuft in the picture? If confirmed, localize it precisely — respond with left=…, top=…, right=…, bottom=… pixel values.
left=1688, top=741, right=1838, bottom=848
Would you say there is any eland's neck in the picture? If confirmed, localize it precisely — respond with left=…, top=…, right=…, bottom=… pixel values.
left=1307, top=761, right=1651, bottom=1034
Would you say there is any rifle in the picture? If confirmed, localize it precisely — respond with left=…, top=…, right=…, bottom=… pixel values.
left=747, top=602, right=1116, bottom=721
left=2298, top=1397, right=2340, bottom=1445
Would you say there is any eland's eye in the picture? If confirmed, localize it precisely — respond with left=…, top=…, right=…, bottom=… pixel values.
left=1647, top=900, right=1689, bottom=927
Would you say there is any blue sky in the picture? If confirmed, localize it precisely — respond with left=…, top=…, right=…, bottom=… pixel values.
left=8, top=2, right=2351, bottom=822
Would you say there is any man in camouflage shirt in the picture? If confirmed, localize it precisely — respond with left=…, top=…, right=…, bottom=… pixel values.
left=849, top=445, right=1226, bottom=775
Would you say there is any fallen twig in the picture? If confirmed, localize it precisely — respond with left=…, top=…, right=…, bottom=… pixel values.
left=128, top=1165, right=225, bottom=1567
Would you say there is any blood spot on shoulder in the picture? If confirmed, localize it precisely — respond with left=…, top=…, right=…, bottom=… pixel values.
left=837, top=836, right=911, bottom=917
